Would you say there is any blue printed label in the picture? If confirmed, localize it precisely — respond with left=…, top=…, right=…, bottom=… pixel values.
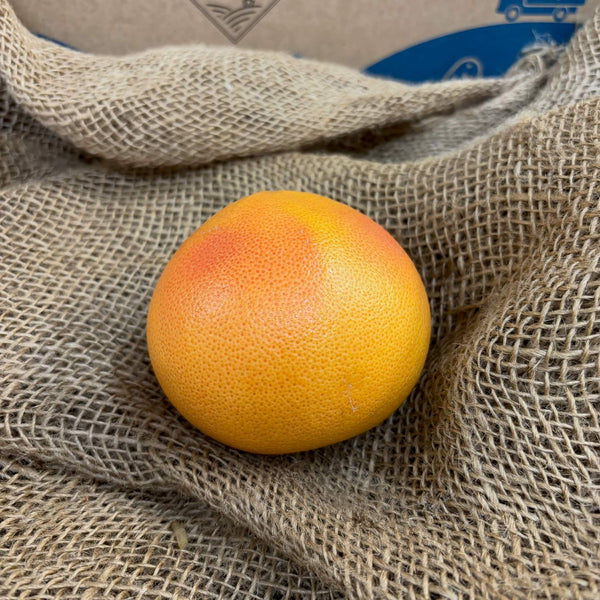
left=366, top=1, right=587, bottom=83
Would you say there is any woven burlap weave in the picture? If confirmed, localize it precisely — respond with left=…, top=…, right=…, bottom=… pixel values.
left=2, top=0, right=600, bottom=597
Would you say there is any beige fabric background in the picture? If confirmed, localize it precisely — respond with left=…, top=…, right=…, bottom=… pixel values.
left=1, top=0, right=599, bottom=597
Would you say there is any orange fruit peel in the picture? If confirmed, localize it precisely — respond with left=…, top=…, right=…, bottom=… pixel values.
left=147, top=191, right=430, bottom=454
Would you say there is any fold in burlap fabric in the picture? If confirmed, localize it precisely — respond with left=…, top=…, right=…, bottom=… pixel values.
left=2, top=1, right=600, bottom=597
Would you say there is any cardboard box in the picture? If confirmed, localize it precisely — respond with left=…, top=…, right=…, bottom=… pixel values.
left=9, top=0, right=599, bottom=82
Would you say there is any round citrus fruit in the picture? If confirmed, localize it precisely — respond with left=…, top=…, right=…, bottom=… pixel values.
left=146, top=191, right=430, bottom=454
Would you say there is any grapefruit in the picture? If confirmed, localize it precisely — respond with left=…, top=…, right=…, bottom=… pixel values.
left=146, top=191, right=430, bottom=454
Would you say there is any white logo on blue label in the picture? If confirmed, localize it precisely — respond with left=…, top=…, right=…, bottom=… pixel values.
left=366, top=1, right=586, bottom=82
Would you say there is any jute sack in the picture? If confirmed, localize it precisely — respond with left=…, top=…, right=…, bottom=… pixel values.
left=1, top=0, right=599, bottom=597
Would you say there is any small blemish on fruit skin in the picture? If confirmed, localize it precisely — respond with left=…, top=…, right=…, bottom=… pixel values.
left=347, top=382, right=358, bottom=412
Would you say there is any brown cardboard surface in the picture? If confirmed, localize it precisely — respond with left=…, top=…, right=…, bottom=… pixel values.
left=9, top=0, right=599, bottom=70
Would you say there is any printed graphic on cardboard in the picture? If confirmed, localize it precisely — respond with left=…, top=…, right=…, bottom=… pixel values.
left=496, top=0, right=585, bottom=22
left=189, top=0, right=282, bottom=43
left=366, top=0, right=588, bottom=83
left=443, top=57, right=484, bottom=80
left=366, top=22, right=578, bottom=83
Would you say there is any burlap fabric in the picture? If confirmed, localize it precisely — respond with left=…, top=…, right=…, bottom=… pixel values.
left=2, top=0, right=599, bottom=596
